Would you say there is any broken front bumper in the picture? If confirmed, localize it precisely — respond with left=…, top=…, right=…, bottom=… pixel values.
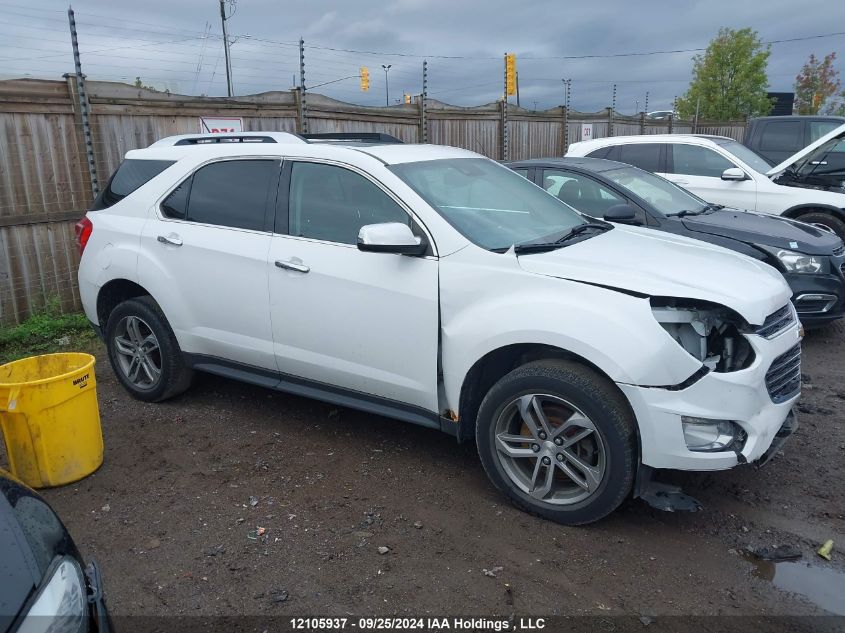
left=617, top=323, right=802, bottom=471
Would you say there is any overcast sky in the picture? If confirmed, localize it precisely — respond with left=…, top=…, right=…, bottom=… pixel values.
left=1, top=0, right=844, bottom=112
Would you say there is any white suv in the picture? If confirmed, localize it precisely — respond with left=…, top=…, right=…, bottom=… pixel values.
left=76, top=132, right=802, bottom=525
left=566, top=126, right=845, bottom=241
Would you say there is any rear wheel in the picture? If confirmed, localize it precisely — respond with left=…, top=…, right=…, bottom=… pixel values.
left=475, top=360, right=636, bottom=525
left=105, top=296, right=193, bottom=402
left=795, top=211, right=845, bottom=243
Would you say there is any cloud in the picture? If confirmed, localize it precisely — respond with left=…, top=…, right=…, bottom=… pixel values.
left=1, top=0, right=843, bottom=110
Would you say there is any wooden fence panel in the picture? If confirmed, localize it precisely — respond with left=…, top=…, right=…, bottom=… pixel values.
left=0, top=78, right=749, bottom=325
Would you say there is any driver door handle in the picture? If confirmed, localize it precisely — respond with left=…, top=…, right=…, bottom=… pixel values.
left=275, top=259, right=310, bottom=273
left=157, top=234, right=183, bottom=247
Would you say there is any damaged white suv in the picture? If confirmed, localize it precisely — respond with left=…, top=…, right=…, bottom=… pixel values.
left=76, top=132, right=802, bottom=524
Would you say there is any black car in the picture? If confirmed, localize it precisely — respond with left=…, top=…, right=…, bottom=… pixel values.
left=506, top=157, right=845, bottom=327
left=0, top=471, right=110, bottom=633
left=744, top=115, right=845, bottom=167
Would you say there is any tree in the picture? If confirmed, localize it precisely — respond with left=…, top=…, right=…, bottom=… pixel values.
left=794, top=53, right=841, bottom=114
left=677, top=27, right=772, bottom=120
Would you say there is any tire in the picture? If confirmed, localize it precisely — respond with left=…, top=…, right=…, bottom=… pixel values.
left=104, top=296, right=193, bottom=402
left=475, top=360, right=636, bottom=526
left=795, top=211, right=845, bottom=243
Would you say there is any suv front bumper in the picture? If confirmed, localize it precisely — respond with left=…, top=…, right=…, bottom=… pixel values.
left=617, top=323, right=802, bottom=471
left=787, top=269, right=845, bottom=328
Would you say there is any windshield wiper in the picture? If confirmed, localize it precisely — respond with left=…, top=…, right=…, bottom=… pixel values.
left=513, top=222, right=611, bottom=254
left=673, top=203, right=722, bottom=218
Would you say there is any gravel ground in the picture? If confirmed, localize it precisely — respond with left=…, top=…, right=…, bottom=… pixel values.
left=5, top=323, right=844, bottom=623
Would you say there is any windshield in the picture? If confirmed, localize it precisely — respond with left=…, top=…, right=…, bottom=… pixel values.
left=712, top=139, right=774, bottom=172
left=389, top=158, right=587, bottom=251
left=601, top=166, right=707, bottom=216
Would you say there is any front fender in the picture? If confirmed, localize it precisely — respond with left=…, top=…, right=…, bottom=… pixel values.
left=438, top=256, right=702, bottom=414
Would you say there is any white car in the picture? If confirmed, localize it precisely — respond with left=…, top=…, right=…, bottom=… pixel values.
left=76, top=132, right=801, bottom=525
left=566, top=125, right=845, bottom=240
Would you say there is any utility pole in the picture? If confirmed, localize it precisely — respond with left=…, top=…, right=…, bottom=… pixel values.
left=382, top=64, right=392, bottom=106
left=67, top=6, right=99, bottom=196
left=218, top=0, right=233, bottom=96
left=516, top=71, right=520, bottom=108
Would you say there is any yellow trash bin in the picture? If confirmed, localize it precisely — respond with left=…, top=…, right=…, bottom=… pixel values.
left=0, top=353, right=103, bottom=488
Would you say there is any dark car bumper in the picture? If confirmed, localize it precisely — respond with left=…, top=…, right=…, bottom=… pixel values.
left=785, top=271, right=845, bottom=327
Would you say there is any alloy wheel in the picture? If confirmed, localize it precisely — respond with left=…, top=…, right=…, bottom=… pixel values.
left=493, top=393, right=606, bottom=505
left=112, top=315, right=162, bottom=390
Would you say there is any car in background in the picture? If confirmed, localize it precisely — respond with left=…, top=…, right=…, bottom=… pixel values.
left=507, top=157, right=845, bottom=328
left=565, top=127, right=845, bottom=242
left=646, top=110, right=678, bottom=120
left=0, top=470, right=110, bottom=632
left=744, top=115, right=845, bottom=166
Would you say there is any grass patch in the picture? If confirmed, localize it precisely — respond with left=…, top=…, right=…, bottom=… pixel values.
left=0, top=299, right=98, bottom=365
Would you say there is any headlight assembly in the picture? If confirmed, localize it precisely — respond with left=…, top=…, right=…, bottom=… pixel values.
left=774, top=249, right=823, bottom=274
left=651, top=299, right=754, bottom=373
left=17, top=557, right=87, bottom=633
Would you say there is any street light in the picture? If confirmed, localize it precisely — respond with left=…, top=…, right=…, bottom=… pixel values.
left=382, top=64, right=392, bottom=106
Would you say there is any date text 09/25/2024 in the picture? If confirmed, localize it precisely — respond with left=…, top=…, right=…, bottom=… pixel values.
left=289, top=617, right=547, bottom=631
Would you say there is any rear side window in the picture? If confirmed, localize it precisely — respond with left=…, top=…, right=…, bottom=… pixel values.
left=92, top=159, right=174, bottom=210
left=617, top=144, right=662, bottom=172
left=759, top=121, right=802, bottom=152
left=586, top=146, right=613, bottom=160
left=161, top=159, right=277, bottom=231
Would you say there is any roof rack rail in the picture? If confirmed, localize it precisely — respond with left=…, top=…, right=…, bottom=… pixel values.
left=302, top=132, right=404, bottom=144
left=149, top=132, right=306, bottom=148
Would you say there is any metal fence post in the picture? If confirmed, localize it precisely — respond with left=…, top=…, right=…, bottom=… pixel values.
left=421, top=60, right=428, bottom=143
left=608, top=83, right=616, bottom=137
left=299, top=38, right=308, bottom=134
left=501, top=54, right=509, bottom=160
left=640, top=111, right=645, bottom=135
left=67, top=6, right=99, bottom=197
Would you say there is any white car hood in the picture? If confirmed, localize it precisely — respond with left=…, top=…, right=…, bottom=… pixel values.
left=516, top=226, right=791, bottom=326
left=766, top=123, right=845, bottom=176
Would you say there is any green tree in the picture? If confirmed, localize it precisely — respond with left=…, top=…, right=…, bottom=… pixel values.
left=794, top=53, right=841, bottom=114
left=677, top=27, right=772, bottom=120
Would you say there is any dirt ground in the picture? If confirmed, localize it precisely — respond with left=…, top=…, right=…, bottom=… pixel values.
left=7, top=323, right=845, bottom=623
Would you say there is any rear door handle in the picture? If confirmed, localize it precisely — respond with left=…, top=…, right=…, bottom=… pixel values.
left=157, top=234, right=183, bottom=247
left=275, top=259, right=310, bottom=273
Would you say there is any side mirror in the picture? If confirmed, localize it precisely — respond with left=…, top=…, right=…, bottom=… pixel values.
left=721, top=167, right=747, bottom=181
left=603, top=204, right=638, bottom=223
left=357, top=222, right=427, bottom=255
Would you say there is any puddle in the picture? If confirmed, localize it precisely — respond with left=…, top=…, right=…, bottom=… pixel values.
left=745, top=554, right=845, bottom=615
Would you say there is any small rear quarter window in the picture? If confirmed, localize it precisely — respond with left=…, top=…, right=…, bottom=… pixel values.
left=91, top=159, right=175, bottom=210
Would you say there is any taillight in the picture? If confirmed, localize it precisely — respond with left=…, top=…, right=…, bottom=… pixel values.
left=75, top=216, right=93, bottom=256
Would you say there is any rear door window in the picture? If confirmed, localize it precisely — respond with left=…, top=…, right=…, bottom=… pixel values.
left=161, top=159, right=277, bottom=231
left=759, top=121, right=802, bottom=152
left=92, top=159, right=174, bottom=209
left=617, top=143, right=662, bottom=172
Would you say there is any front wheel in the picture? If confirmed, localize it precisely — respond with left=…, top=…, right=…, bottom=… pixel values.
left=796, top=211, right=845, bottom=243
left=105, top=296, right=193, bottom=402
left=475, top=360, right=636, bottom=525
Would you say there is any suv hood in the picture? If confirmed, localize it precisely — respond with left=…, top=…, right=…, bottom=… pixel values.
left=678, top=208, right=842, bottom=255
left=516, top=226, right=790, bottom=326
left=767, top=123, right=845, bottom=177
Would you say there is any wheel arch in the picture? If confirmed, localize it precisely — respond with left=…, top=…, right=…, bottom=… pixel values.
left=781, top=204, right=845, bottom=222
left=455, top=343, right=638, bottom=450
left=96, top=278, right=153, bottom=328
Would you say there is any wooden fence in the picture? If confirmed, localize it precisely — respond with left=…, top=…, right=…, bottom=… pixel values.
left=0, top=77, right=748, bottom=325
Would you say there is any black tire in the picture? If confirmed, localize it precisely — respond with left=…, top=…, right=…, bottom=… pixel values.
left=796, top=211, right=845, bottom=243
left=475, top=360, right=636, bottom=526
left=104, top=296, right=193, bottom=402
